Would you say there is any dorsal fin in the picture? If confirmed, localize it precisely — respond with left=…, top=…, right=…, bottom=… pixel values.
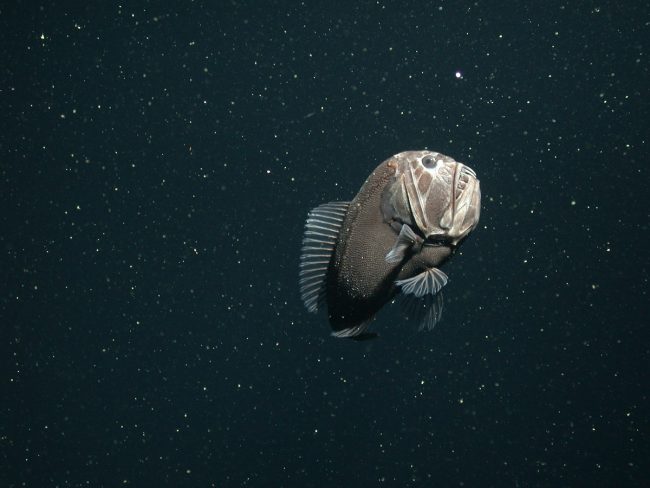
left=299, top=202, right=350, bottom=312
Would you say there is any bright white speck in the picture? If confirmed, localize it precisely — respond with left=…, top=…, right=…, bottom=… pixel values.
left=455, top=71, right=463, bottom=79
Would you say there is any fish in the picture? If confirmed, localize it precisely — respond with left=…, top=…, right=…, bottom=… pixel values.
left=299, top=150, right=481, bottom=339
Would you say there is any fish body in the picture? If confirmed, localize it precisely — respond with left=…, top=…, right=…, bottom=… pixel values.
left=299, top=151, right=481, bottom=338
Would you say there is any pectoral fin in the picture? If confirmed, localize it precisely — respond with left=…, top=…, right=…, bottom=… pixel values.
left=385, top=224, right=423, bottom=264
left=395, top=267, right=448, bottom=297
left=396, top=268, right=448, bottom=331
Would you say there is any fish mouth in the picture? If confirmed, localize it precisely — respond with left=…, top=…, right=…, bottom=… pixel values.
left=455, top=164, right=476, bottom=201
left=449, top=164, right=472, bottom=223
left=401, top=152, right=480, bottom=244
left=436, top=162, right=475, bottom=208
left=440, top=162, right=480, bottom=245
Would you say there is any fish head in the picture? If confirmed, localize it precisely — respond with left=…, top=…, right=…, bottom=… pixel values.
left=389, top=150, right=481, bottom=247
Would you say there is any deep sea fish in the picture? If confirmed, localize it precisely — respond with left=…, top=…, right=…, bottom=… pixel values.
left=299, top=150, right=481, bottom=339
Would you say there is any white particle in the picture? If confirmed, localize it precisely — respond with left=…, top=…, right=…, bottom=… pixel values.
left=455, top=71, right=463, bottom=79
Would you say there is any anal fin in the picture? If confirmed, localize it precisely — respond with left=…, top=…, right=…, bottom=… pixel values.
left=331, top=318, right=374, bottom=339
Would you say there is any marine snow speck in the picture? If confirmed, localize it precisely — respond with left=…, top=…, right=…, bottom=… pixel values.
left=299, top=150, right=481, bottom=340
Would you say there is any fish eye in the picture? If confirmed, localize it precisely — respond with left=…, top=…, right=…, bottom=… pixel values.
left=422, top=155, right=437, bottom=169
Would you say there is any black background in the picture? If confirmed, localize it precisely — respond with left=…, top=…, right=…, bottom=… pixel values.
left=2, top=1, right=648, bottom=486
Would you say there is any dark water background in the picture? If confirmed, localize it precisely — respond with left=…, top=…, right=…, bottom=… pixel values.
left=2, top=1, right=648, bottom=486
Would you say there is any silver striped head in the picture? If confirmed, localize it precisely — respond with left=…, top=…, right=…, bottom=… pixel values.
left=384, top=151, right=481, bottom=246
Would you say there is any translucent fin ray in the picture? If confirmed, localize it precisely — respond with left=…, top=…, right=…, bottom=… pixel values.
left=331, top=319, right=372, bottom=338
left=299, top=201, right=350, bottom=313
left=385, top=224, right=422, bottom=264
left=399, top=291, right=445, bottom=331
left=395, top=267, right=448, bottom=298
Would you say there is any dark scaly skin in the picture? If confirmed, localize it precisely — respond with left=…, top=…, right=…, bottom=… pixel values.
left=326, top=157, right=452, bottom=332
